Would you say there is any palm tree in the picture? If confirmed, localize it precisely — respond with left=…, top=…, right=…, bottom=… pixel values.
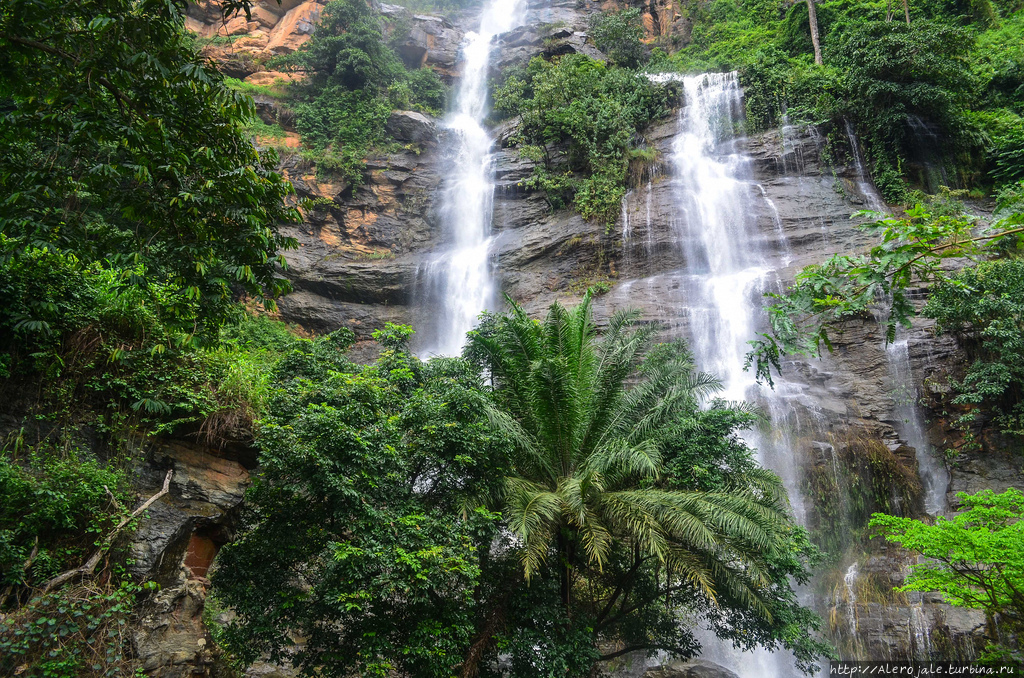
left=467, top=292, right=794, bottom=619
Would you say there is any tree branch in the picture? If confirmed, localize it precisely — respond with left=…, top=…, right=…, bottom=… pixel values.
left=41, top=469, right=172, bottom=594
left=0, top=34, right=143, bottom=117
left=599, top=644, right=649, bottom=661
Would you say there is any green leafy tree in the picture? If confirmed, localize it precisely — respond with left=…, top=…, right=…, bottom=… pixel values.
left=590, top=8, right=647, bottom=68
left=465, top=293, right=830, bottom=672
left=870, top=488, right=1024, bottom=666
left=0, top=0, right=299, bottom=338
left=282, top=0, right=448, bottom=184
left=925, top=258, right=1024, bottom=435
left=827, top=20, right=974, bottom=200
left=212, top=326, right=510, bottom=678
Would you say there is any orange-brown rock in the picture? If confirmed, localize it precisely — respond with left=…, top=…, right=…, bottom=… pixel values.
left=266, top=1, right=322, bottom=54
left=251, top=3, right=282, bottom=28
left=596, top=0, right=686, bottom=41
left=215, top=14, right=250, bottom=36
left=232, top=31, right=269, bottom=50
left=186, top=0, right=328, bottom=75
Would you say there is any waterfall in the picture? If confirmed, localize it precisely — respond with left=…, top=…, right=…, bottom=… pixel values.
left=417, top=0, right=527, bottom=356
left=663, top=72, right=817, bottom=677
left=885, top=339, right=950, bottom=515
left=844, top=120, right=887, bottom=212
left=845, top=120, right=948, bottom=514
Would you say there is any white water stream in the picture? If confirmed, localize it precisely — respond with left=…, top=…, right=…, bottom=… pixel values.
left=844, top=121, right=950, bottom=517
left=417, top=0, right=527, bottom=356
left=647, top=71, right=817, bottom=677
left=654, top=80, right=947, bottom=674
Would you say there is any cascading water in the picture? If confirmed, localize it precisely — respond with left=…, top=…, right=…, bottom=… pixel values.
left=670, top=72, right=811, bottom=526
left=637, top=71, right=819, bottom=677
left=844, top=120, right=887, bottom=213
left=417, top=0, right=527, bottom=356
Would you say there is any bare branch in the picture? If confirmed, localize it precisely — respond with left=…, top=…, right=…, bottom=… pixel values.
left=41, top=469, right=173, bottom=594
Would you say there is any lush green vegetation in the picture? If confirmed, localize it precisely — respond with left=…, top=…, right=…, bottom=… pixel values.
left=0, top=1, right=303, bottom=674
left=274, top=0, right=448, bottom=185
left=213, top=296, right=829, bottom=676
left=494, top=50, right=672, bottom=224
left=871, top=488, right=1024, bottom=667
left=926, top=258, right=1024, bottom=436
left=0, top=444, right=142, bottom=678
left=656, top=0, right=1024, bottom=200
left=0, top=0, right=299, bottom=339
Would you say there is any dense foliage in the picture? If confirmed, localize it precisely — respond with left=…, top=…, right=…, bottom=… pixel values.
left=0, top=449, right=132, bottom=599
left=871, top=489, right=1024, bottom=666
left=0, top=3, right=301, bottom=671
left=0, top=445, right=142, bottom=678
left=590, top=7, right=648, bottom=69
left=925, top=258, right=1024, bottom=436
left=278, top=0, right=448, bottom=184
left=0, top=0, right=299, bottom=337
left=494, top=54, right=672, bottom=223
left=214, top=325, right=509, bottom=677
left=215, top=298, right=828, bottom=676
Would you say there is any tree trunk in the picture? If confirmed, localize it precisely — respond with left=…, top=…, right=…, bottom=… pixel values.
left=902, top=0, right=911, bottom=24
left=558, top=532, right=570, bottom=612
left=807, top=0, right=823, bottom=65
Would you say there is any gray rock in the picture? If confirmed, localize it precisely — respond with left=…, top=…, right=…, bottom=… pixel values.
left=386, top=110, right=438, bottom=144
left=385, top=8, right=464, bottom=75
left=643, top=660, right=741, bottom=678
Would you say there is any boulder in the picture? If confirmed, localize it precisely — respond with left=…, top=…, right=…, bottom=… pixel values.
left=389, top=11, right=463, bottom=77
left=215, top=14, right=250, bottom=36
left=266, top=1, right=321, bottom=55
left=643, top=660, right=741, bottom=678
left=386, top=110, right=437, bottom=144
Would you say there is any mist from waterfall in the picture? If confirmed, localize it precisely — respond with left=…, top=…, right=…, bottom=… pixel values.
left=417, top=0, right=527, bottom=356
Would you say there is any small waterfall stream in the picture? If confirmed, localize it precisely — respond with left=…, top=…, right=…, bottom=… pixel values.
left=885, top=339, right=950, bottom=515
left=417, top=0, right=527, bottom=355
left=844, top=122, right=950, bottom=517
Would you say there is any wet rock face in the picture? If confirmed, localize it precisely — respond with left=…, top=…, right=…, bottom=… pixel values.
left=381, top=4, right=465, bottom=79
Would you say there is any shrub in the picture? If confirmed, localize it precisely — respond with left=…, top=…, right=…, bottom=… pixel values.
left=494, top=55, right=672, bottom=223
left=589, top=8, right=647, bottom=68
left=925, top=258, right=1024, bottom=436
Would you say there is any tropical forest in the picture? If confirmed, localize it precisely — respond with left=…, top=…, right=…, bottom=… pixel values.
left=0, top=0, right=1022, bottom=676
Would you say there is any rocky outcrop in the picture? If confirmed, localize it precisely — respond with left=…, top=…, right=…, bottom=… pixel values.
left=186, top=0, right=469, bottom=81
left=386, top=110, right=439, bottom=143
left=381, top=4, right=466, bottom=79
left=644, top=661, right=742, bottom=678
left=126, top=436, right=254, bottom=677
left=599, top=0, right=690, bottom=42
left=185, top=0, right=327, bottom=78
